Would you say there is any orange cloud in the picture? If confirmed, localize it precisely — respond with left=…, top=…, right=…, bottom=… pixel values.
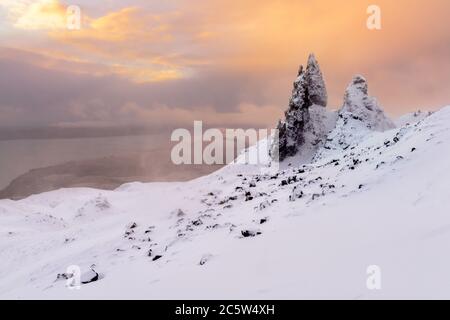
left=2, top=0, right=449, bottom=117
left=8, top=0, right=67, bottom=30
left=111, top=64, right=184, bottom=83
left=52, top=7, right=172, bottom=43
left=45, top=6, right=188, bottom=82
left=1, top=2, right=187, bottom=82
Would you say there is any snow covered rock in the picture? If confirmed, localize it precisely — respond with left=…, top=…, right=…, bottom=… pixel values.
left=199, top=254, right=213, bottom=266
left=304, top=54, right=328, bottom=107
left=80, top=269, right=99, bottom=284
left=341, top=75, right=395, bottom=132
left=315, top=75, right=395, bottom=160
left=271, top=54, right=330, bottom=162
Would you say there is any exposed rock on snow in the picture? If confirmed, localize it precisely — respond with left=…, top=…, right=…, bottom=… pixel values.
left=80, top=269, right=99, bottom=284
left=241, top=229, right=262, bottom=238
left=199, top=254, right=213, bottom=266
left=395, top=110, right=433, bottom=127
left=56, top=273, right=73, bottom=281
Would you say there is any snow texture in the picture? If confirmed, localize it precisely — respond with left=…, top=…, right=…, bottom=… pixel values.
left=0, top=104, right=449, bottom=299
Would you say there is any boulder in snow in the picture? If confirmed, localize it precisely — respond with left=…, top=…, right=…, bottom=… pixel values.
left=81, top=269, right=99, bottom=284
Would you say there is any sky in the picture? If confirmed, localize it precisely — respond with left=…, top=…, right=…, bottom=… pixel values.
left=0, top=0, right=449, bottom=130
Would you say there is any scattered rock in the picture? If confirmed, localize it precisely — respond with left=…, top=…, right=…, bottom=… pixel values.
left=258, top=200, right=271, bottom=211
left=289, top=186, right=304, bottom=201
left=127, top=222, right=138, bottom=229
left=174, top=209, right=186, bottom=217
left=56, top=273, right=73, bottom=281
left=376, top=161, right=386, bottom=169
left=199, top=254, right=213, bottom=266
left=241, top=230, right=262, bottom=238
left=81, top=269, right=99, bottom=284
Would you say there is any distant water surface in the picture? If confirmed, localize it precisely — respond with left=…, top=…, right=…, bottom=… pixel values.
left=0, top=134, right=167, bottom=190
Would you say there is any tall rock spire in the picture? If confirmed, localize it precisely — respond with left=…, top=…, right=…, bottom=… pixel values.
left=305, top=54, right=328, bottom=107
left=270, top=54, right=329, bottom=162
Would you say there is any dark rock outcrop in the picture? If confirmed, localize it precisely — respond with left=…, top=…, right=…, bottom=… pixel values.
left=270, top=54, right=328, bottom=162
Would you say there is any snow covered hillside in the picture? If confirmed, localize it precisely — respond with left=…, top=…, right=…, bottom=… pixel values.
left=1, top=104, right=450, bottom=299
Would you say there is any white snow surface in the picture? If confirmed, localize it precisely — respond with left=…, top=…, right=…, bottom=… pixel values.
left=395, top=110, right=433, bottom=127
left=1, top=106, right=450, bottom=299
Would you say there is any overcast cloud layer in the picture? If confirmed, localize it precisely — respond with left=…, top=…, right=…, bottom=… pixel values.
left=0, top=0, right=449, bottom=129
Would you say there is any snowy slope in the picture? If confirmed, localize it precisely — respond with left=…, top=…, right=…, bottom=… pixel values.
left=1, top=106, right=450, bottom=299
left=395, top=110, right=433, bottom=127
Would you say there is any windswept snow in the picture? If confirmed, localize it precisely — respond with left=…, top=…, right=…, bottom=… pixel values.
left=1, top=105, right=450, bottom=299
left=395, top=110, right=433, bottom=127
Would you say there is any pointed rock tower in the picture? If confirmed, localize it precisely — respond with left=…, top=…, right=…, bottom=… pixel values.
left=314, top=75, right=395, bottom=160
left=305, top=54, right=328, bottom=107
left=270, top=54, right=328, bottom=161
left=340, top=75, right=395, bottom=131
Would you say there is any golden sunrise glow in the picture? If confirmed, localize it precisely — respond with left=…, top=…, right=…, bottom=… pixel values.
left=0, top=0, right=449, bottom=123
left=11, top=0, right=67, bottom=30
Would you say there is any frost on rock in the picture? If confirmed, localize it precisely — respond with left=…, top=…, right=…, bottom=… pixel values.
left=315, top=75, right=395, bottom=160
left=271, top=54, right=329, bottom=162
left=341, top=75, right=395, bottom=132
left=305, top=54, right=328, bottom=107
